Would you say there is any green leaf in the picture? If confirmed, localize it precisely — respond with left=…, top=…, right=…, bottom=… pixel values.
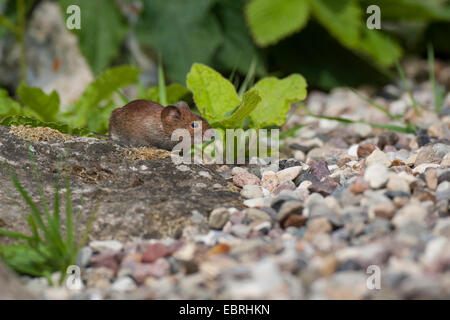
left=73, top=65, right=139, bottom=128
left=0, top=115, right=94, bottom=137
left=249, top=74, right=307, bottom=128
left=211, top=90, right=261, bottom=129
left=279, top=124, right=307, bottom=139
left=246, top=0, right=310, bottom=46
left=142, top=83, right=191, bottom=105
left=187, top=63, right=240, bottom=122
left=58, top=0, right=128, bottom=74
left=0, top=244, right=49, bottom=277
left=308, top=0, right=362, bottom=49
left=0, top=228, right=34, bottom=241
left=269, top=24, right=391, bottom=90
left=360, top=0, right=450, bottom=21
left=136, top=0, right=222, bottom=83
left=0, top=89, right=22, bottom=117
left=359, top=29, right=403, bottom=67
left=17, top=83, right=60, bottom=122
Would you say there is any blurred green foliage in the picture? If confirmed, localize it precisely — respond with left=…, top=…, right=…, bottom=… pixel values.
left=0, top=0, right=450, bottom=135
left=58, top=0, right=128, bottom=75
left=0, top=66, right=139, bottom=135
left=1, top=0, right=450, bottom=89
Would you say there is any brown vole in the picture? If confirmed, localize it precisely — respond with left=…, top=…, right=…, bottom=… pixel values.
left=108, top=99, right=211, bottom=150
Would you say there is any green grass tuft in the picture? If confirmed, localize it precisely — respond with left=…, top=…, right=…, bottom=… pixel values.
left=0, top=149, right=96, bottom=285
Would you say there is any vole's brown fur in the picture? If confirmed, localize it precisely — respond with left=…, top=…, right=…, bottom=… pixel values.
left=108, top=100, right=210, bottom=150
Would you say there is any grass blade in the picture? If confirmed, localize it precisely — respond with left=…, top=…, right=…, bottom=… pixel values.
left=428, top=43, right=445, bottom=114
left=158, top=56, right=167, bottom=106
left=27, top=148, right=66, bottom=254
left=64, top=174, right=74, bottom=257
left=79, top=202, right=99, bottom=249
left=238, top=57, right=257, bottom=99
left=0, top=228, right=35, bottom=241
left=279, top=124, right=307, bottom=139
left=390, top=44, right=422, bottom=114
left=307, top=112, right=416, bottom=134
left=349, top=88, right=402, bottom=120
left=115, top=89, right=129, bottom=105
left=228, top=52, right=242, bottom=84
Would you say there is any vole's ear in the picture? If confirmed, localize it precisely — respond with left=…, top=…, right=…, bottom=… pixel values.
left=177, top=101, right=190, bottom=112
left=161, top=105, right=181, bottom=124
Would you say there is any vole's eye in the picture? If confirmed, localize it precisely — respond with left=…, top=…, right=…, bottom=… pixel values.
left=191, top=122, right=199, bottom=128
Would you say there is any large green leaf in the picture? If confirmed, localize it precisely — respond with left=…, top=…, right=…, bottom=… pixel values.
left=249, top=74, right=307, bottom=127
left=136, top=0, right=222, bottom=83
left=17, top=83, right=60, bottom=122
left=58, top=0, right=128, bottom=74
left=186, top=63, right=240, bottom=122
left=360, top=0, right=450, bottom=21
left=72, top=66, right=139, bottom=127
left=246, top=0, right=310, bottom=46
left=269, top=24, right=391, bottom=90
left=0, top=89, right=22, bottom=117
left=359, top=29, right=403, bottom=67
left=308, top=0, right=362, bottom=49
left=211, top=90, right=261, bottom=129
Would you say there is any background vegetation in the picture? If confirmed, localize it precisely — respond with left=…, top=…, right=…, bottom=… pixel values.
left=0, top=0, right=449, bottom=134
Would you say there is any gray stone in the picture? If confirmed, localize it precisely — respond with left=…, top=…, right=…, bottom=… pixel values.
left=208, top=208, right=230, bottom=230
left=111, top=276, right=138, bottom=292
left=364, top=164, right=389, bottom=189
left=386, top=175, right=410, bottom=194
left=240, top=184, right=263, bottom=199
left=433, top=218, right=450, bottom=238
left=76, top=246, right=93, bottom=268
left=432, top=143, right=450, bottom=159
left=436, top=181, right=450, bottom=201
left=366, top=149, right=392, bottom=167
left=245, top=208, right=271, bottom=223
left=89, top=240, right=123, bottom=252
left=276, top=166, right=303, bottom=183
left=277, top=201, right=304, bottom=222
left=392, top=203, right=428, bottom=228
left=230, top=224, right=250, bottom=238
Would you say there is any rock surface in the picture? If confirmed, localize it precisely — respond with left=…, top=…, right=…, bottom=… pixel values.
left=0, top=261, right=34, bottom=299
left=0, top=126, right=241, bottom=242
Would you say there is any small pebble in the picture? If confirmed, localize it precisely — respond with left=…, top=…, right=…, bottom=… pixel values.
left=208, top=208, right=230, bottom=230
left=366, top=149, right=392, bottom=167
left=364, top=163, right=389, bottom=189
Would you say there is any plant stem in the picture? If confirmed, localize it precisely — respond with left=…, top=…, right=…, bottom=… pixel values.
left=238, top=57, right=257, bottom=99
left=349, top=88, right=401, bottom=120
left=0, top=15, right=20, bottom=36
left=158, top=55, right=167, bottom=106
left=428, top=43, right=444, bottom=115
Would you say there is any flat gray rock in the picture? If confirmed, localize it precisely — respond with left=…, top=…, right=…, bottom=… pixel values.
left=0, top=126, right=241, bottom=243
